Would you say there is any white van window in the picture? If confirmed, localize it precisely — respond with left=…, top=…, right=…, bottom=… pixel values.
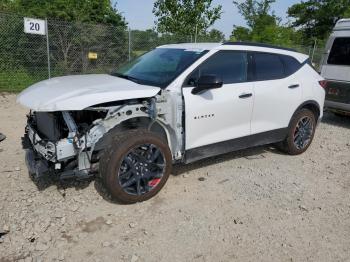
left=328, top=37, right=350, bottom=66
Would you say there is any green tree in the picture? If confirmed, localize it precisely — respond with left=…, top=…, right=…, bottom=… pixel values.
left=12, top=0, right=125, bottom=26
left=153, top=0, right=222, bottom=38
left=204, top=29, right=226, bottom=42
left=230, top=0, right=301, bottom=47
left=0, top=0, right=128, bottom=91
left=288, top=0, right=350, bottom=42
left=196, top=28, right=226, bottom=42
left=231, top=26, right=251, bottom=41
left=233, top=0, right=277, bottom=29
left=131, top=29, right=159, bottom=52
left=0, top=0, right=15, bottom=12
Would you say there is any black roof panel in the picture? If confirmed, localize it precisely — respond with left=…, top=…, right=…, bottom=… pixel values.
left=222, top=42, right=297, bottom=52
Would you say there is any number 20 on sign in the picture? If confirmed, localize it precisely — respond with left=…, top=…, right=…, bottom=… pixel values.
left=24, top=17, right=47, bottom=35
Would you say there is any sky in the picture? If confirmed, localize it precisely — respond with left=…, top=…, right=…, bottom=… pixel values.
left=114, top=0, right=301, bottom=37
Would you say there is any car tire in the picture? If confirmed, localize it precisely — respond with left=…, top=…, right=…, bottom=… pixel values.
left=279, top=109, right=316, bottom=155
left=99, top=129, right=172, bottom=204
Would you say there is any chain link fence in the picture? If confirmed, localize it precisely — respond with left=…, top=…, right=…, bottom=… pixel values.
left=0, top=12, right=324, bottom=92
left=0, top=12, right=130, bottom=92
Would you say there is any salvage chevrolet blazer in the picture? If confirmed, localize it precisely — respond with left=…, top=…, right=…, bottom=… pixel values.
left=18, top=42, right=325, bottom=203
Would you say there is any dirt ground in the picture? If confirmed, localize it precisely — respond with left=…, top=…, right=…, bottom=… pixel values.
left=0, top=93, right=349, bottom=262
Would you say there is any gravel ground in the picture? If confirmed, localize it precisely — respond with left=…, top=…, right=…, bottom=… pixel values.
left=0, top=93, right=350, bottom=262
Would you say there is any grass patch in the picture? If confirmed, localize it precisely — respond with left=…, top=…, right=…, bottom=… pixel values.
left=0, top=69, right=48, bottom=92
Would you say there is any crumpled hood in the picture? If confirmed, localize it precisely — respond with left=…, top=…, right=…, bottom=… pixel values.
left=17, top=74, right=161, bottom=112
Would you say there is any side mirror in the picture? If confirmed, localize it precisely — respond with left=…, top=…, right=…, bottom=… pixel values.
left=191, top=75, right=223, bottom=95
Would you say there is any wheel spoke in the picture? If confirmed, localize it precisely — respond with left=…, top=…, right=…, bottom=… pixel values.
left=119, top=169, right=133, bottom=179
left=130, top=151, right=148, bottom=164
left=293, top=133, right=301, bottom=142
left=146, top=144, right=155, bottom=160
left=303, top=118, right=311, bottom=127
left=295, top=136, right=303, bottom=148
left=150, top=148, right=161, bottom=162
left=121, top=175, right=137, bottom=188
left=124, top=155, right=135, bottom=167
left=143, top=170, right=161, bottom=179
left=136, top=180, right=141, bottom=195
left=148, top=162, right=165, bottom=169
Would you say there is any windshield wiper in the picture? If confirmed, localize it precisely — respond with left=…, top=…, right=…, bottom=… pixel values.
left=112, top=72, right=140, bottom=84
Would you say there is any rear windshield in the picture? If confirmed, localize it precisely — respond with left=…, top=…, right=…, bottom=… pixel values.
left=328, top=37, right=350, bottom=66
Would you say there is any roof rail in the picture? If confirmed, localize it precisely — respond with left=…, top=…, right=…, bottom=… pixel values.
left=222, top=41, right=297, bottom=52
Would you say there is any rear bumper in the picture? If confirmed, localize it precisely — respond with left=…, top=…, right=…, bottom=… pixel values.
left=325, top=100, right=350, bottom=112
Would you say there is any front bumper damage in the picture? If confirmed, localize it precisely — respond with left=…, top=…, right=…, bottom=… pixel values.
left=22, top=92, right=185, bottom=179
left=24, top=147, right=50, bottom=177
left=22, top=112, right=96, bottom=180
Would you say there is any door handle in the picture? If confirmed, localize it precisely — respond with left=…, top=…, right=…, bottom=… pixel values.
left=288, top=84, right=300, bottom=89
left=239, top=93, right=253, bottom=99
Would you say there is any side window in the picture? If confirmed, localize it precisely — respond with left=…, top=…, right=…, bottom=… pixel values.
left=328, top=37, right=350, bottom=66
left=254, top=53, right=285, bottom=81
left=186, top=51, right=248, bottom=86
left=280, top=55, right=302, bottom=76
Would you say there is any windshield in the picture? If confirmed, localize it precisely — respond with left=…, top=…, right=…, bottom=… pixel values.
left=113, top=48, right=208, bottom=88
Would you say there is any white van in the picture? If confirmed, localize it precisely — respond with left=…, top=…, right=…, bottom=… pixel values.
left=320, top=19, right=350, bottom=115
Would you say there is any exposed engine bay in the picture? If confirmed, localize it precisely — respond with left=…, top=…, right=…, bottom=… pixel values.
left=23, top=91, right=184, bottom=180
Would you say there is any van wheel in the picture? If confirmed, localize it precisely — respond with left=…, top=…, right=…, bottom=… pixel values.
left=280, top=109, right=316, bottom=155
left=99, top=130, right=172, bottom=204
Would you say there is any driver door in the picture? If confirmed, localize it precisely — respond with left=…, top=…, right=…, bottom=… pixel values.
left=183, top=50, right=254, bottom=150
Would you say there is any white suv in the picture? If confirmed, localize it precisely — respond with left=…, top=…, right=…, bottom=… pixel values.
left=18, top=42, right=325, bottom=203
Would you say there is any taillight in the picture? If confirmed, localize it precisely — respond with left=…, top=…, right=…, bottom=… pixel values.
left=319, top=80, right=328, bottom=89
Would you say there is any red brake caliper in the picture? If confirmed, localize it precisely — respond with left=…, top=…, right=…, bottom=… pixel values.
left=148, top=178, right=161, bottom=187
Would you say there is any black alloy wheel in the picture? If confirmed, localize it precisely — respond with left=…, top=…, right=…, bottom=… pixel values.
left=118, top=143, right=166, bottom=196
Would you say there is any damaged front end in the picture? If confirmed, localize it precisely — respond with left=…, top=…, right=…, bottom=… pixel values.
left=23, top=93, right=184, bottom=180
left=23, top=109, right=107, bottom=179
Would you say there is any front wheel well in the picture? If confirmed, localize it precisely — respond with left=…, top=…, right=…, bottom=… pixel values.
left=93, top=117, right=169, bottom=152
left=119, top=117, right=169, bottom=144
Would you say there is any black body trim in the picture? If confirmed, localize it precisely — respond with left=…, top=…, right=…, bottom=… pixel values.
left=184, top=128, right=288, bottom=164
left=288, top=84, right=300, bottom=89
left=299, top=100, right=320, bottom=109
left=295, top=100, right=321, bottom=116
left=223, top=42, right=297, bottom=52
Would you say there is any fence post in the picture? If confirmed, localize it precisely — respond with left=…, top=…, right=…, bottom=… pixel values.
left=311, top=39, right=317, bottom=64
left=45, top=18, right=51, bottom=79
left=194, top=24, right=198, bottom=43
left=128, top=27, right=131, bottom=61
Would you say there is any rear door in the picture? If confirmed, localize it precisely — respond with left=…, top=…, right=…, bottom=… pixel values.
left=250, top=52, right=302, bottom=134
left=183, top=50, right=254, bottom=150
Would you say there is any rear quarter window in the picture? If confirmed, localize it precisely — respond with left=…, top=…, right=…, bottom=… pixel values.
left=254, top=53, right=285, bottom=81
left=328, top=37, right=350, bottom=66
left=280, top=55, right=302, bottom=76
